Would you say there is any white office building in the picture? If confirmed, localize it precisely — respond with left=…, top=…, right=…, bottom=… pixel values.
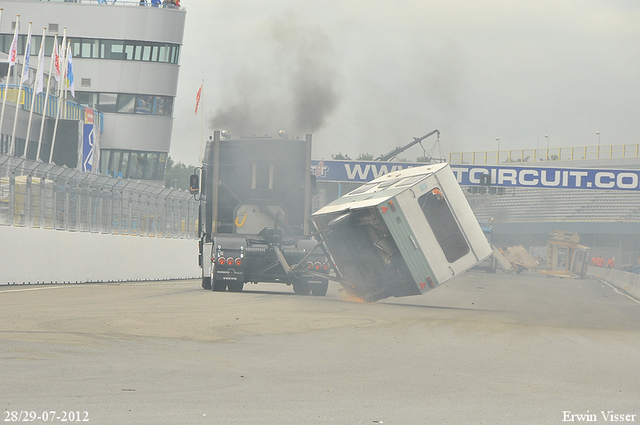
left=0, top=0, right=186, bottom=181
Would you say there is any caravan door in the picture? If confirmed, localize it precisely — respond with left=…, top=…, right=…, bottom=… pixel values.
left=395, top=169, right=491, bottom=284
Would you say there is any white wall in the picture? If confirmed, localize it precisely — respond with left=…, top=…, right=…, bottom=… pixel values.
left=587, top=266, right=640, bottom=302
left=0, top=227, right=200, bottom=284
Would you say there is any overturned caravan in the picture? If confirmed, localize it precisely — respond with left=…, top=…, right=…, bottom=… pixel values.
left=311, top=163, right=492, bottom=301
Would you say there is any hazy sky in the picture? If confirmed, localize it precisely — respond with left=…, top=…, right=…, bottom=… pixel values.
left=170, top=0, right=640, bottom=166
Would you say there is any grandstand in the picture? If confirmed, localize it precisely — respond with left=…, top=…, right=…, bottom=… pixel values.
left=456, top=146, right=640, bottom=266
left=471, top=188, right=640, bottom=226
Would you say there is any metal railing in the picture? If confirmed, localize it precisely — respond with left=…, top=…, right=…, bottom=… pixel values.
left=0, top=154, right=198, bottom=238
left=0, top=85, right=102, bottom=132
left=449, top=144, right=640, bottom=165
left=31, top=0, right=183, bottom=8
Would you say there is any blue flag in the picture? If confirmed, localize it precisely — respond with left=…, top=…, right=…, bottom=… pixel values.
left=21, top=33, right=31, bottom=83
left=67, top=46, right=75, bottom=96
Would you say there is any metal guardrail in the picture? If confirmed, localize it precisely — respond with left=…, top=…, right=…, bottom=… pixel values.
left=449, top=144, right=640, bottom=165
left=0, top=154, right=198, bottom=238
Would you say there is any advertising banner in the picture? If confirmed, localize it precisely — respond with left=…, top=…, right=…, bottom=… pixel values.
left=311, top=159, right=421, bottom=183
left=311, top=160, right=640, bottom=191
left=81, top=108, right=100, bottom=172
left=449, top=164, right=640, bottom=191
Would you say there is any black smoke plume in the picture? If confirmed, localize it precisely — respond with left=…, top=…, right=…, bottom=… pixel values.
left=210, top=14, right=340, bottom=138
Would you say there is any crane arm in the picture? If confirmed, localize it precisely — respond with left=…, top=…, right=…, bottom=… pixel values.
left=374, top=129, right=440, bottom=161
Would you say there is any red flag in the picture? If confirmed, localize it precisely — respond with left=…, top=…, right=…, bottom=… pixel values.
left=7, top=20, right=19, bottom=67
left=195, top=82, right=203, bottom=114
left=52, top=39, right=61, bottom=82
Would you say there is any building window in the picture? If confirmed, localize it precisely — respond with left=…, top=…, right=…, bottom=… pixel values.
left=133, top=43, right=143, bottom=61
left=79, top=92, right=174, bottom=117
left=129, top=152, right=146, bottom=179
left=136, top=95, right=153, bottom=114
left=76, top=92, right=97, bottom=108
left=120, top=152, right=130, bottom=177
left=418, top=188, right=469, bottom=263
left=44, top=36, right=54, bottom=56
left=109, top=150, right=122, bottom=175
left=158, top=45, right=169, bottom=63
left=143, top=152, right=159, bottom=180
left=1, top=35, right=182, bottom=64
left=124, top=44, right=135, bottom=60
left=97, top=93, right=117, bottom=113
left=162, top=98, right=173, bottom=116
left=117, top=94, right=136, bottom=113
left=79, top=40, right=99, bottom=58
left=150, top=45, right=158, bottom=62
left=101, top=40, right=125, bottom=59
left=101, top=149, right=167, bottom=181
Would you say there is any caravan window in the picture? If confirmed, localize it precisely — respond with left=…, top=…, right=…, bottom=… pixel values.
left=418, top=188, right=469, bottom=263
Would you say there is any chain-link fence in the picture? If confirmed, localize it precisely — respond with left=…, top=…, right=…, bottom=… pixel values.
left=0, top=154, right=198, bottom=238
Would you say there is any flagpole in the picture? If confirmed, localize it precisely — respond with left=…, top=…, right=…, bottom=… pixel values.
left=49, top=28, right=66, bottom=164
left=36, top=33, right=57, bottom=162
left=10, top=22, right=31, bottom=156
left=24, top=27, right=45, bottom=157
left=62, top=41, right=70, bottom=119
left=0, top=14, right=19, bottom=154
left=200, top=79, right=204, bottom=164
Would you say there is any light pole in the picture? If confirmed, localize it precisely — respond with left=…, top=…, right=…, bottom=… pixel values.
left=496, top=137, right=500, bottom=163
left=596, top=131, right=600, bottom=146
left=545, top=134, right=549, bottom=160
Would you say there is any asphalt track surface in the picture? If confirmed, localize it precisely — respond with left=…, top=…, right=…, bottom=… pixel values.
left=2, top=271, right=640, bottom=424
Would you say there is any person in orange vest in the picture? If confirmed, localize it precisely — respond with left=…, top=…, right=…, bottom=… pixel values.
left=607, top=257, right=615, bottom=269
left=591, top=256, right=597, bottom=266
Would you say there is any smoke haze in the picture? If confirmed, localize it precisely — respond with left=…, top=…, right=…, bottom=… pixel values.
left=209, top=14, right=340, bottom=139
left=172, top=1, right=640, bottom=164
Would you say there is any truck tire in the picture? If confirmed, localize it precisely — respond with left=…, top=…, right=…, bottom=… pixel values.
left=228, top=281, right=244, bottom=292
left=488, top=258, right=497, bottom=273
left=202, top=277, right=212, bottom=290
left=293, top=282, right=311, bottom=295
left=212, top=280, right=227, bottom=291
left=311, top=281, right=329, bottom=296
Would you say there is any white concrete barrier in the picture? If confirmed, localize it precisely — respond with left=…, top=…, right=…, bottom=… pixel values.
left=1, top=226, right=200, bottom=284
left=587, top=266, right=640, bottom=301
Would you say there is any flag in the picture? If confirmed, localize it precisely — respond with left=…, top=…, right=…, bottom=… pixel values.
left=52, top=39, right=61, bottom=82
left=195, top=82, right=203, bottom=114
left=21, top=32, right=31, bottom=84
left=35, top=36, right=45, bottom=94
left=8, top=20, right=19, bottom=67
left=66, top=45, right=75, bottom=97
